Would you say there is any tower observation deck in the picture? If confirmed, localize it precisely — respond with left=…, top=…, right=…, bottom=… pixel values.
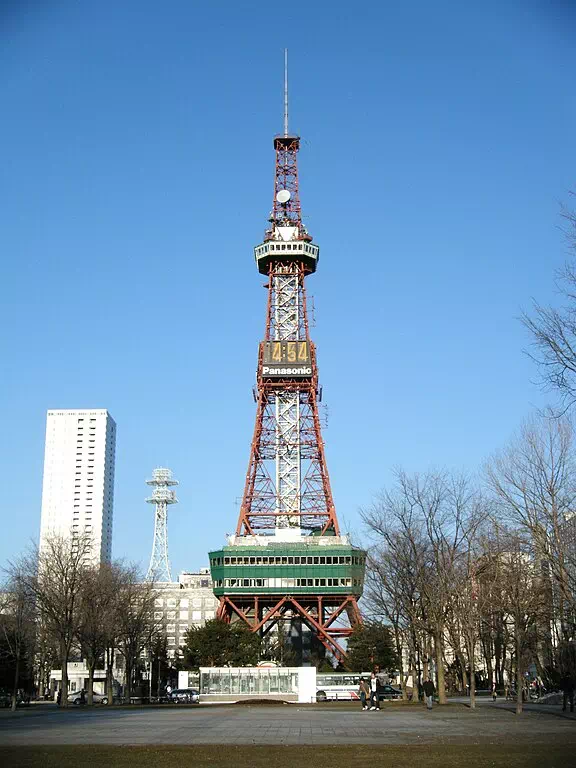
left=209, top=56, right=365, bottom=665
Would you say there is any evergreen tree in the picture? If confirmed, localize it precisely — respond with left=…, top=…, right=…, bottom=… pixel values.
left=346, top=621, right=397, bottom=672
left=182, top=619, right=261, bottom=668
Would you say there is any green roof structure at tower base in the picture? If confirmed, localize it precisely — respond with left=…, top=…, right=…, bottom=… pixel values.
left=209, top=537, right=366, bottom=666
left=209, top=542, right=366, bottom=598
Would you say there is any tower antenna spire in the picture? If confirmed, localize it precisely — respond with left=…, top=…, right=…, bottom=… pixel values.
left=283, top=48, right=289, bottom=137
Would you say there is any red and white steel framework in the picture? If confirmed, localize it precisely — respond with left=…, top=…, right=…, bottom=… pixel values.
left=236, top=133, right=338, bottom=537
left=216, top=62, right=363, bottom=663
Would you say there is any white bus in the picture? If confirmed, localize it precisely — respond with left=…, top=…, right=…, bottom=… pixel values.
left=316, top=673, right=365, bottom=702
left=315, top=672, right=400, bottom=702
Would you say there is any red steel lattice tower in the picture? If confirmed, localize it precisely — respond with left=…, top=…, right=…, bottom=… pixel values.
left=209, top=54, right=365, bottom=665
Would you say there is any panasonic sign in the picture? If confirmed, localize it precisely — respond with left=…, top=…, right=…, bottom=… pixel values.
left=262, top=365, right=313, bottom=378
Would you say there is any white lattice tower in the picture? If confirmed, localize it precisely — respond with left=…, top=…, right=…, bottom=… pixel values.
left=145, top=467, right=178, bottom=582
left=272, top=268, right=302, bottom=530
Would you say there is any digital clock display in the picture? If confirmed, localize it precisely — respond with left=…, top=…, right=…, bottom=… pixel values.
left=261, top=341, right=313, bottom=377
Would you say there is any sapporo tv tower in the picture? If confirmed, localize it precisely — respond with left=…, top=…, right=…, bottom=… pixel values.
left=209, top=53, right=366, bottom=665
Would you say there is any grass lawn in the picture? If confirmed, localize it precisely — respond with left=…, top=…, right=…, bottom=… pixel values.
left=0, top=745, right=573, bottom=768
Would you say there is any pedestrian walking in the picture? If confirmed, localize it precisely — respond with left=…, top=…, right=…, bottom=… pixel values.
left=560, top=676, right=575, bottom=713
left=369, top=671, right=380, bottom=710
left=79, top=689, right=86, bottom=705
left=491, top=683, right=497, bottom=702
left=358, top=677, right=369, bottom=711
left=423, top=678, right=435, bottom=710
left=56, top=690, right=61, bottom=706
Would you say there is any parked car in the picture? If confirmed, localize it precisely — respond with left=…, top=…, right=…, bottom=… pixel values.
left=169, top=688, right=200, bottom=704
left=67, top=690, right=108, bottom=705
left=378, top=684, right=402, bottom=700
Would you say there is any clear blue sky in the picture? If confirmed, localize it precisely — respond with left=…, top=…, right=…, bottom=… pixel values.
left=1, top=0, right=575, bottom=575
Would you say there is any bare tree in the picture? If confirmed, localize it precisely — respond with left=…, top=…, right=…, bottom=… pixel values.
left=521, top=201, right=576, bottom=411
left=486, top=413, right=576, bottom=644
left=488, top=527, right=548, bottom=714
left=364, top=548, right=412, bottom=699
left=8, top=533, right=91, bottom=708
left=76, top=563, right=125, bottom=705
left=0, top=577, right=36, bottom=710
left=363, top=469, right=484, bottom=705
left=116, top=572, right=161, bottom=701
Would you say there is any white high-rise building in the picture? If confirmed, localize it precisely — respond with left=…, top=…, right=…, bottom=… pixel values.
left=40, top=409, right=116, bottom=564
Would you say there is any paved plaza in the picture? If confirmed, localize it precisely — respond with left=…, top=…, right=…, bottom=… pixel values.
left=1, top=702, right=575, bottom=746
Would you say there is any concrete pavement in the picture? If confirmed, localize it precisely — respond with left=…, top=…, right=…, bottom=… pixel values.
left=1, top=702, right=576, bottom=746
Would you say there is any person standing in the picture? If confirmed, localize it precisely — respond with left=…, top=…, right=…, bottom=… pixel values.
left=560, top=676, right=575, bottom=713
left=423, top=678, right=435, bottom=710
left=491, top=683, right=497, bottom=702
left=369, top=672, right=380, bottom=710
left=358, top=678, right=369, bottom=711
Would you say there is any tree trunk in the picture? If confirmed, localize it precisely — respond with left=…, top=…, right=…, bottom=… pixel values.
left=11, top=653, right=21, bottom=712
left=468, top=637, right=476, bottom=710
left=460, top=662, right=468, bottom=695
left=87, top=660, right=95, bottom=705
left=60, top=641, right=70, bottom=709
left=435, top=632, right=447, bottom=705
left=422, top=651, right=429, bottom=686
left=106, top=648, right=115, bottom=706
left=394, top=626, right=407, bottom=700
left=455, top=649, right=467, bottom=694
left=515, top=632, right=523, bottom=715
left=125, top=658, right=133, bottom=702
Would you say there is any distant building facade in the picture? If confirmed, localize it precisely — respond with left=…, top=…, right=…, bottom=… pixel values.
left=153, top=569, right=217, bottom=658
left=40, top=409, right=116, bottom=564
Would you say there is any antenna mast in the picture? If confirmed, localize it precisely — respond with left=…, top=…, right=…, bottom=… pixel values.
left=284, top=48, right=289, bottom=137
left=145, top=467, right=178, bottom=582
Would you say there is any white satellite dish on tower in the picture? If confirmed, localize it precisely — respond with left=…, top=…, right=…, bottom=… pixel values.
left=276, top=189, right=291, bottom=204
